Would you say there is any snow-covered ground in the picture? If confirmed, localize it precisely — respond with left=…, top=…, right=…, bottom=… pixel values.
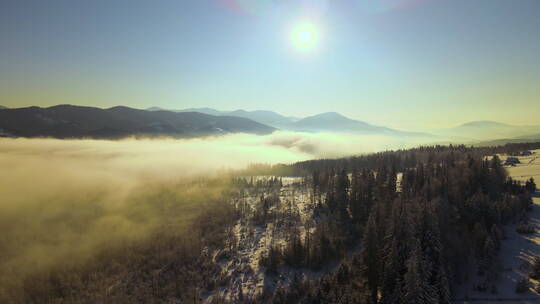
left=203, top=177, right=327, bottom=302
left=506, top=152, right=540, bottom=184
left=454, top=149, right=540, bottom=303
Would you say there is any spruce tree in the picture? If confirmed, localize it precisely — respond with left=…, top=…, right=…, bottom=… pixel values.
left=360, top=211, right=380, bottom=304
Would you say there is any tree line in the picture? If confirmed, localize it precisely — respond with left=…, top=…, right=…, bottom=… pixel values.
left=257, top=145, right=537, bottom=303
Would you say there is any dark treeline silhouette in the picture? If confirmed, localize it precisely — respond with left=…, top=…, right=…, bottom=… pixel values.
left=293, top=142, right=540, bottom=175
left=244, top=142, right=540, bottom=177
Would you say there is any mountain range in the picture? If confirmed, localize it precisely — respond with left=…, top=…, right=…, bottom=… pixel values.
left=147, top=107, right=430, bottom=137
left=147, top=107, right=300, bottom=129
left=0, top=105, right=275, bottom=138
left=160, top=107, right=540, bottom=142
left=1, top=105, right=539, bottom=142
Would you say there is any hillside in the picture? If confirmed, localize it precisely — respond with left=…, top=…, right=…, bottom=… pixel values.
left=227, top=110, right=298, bottom=129
left=447, top=120, right=540, bottom=140
left=475, top=134, right=540, bottom=147
left=289, top=112, right=392, bottom=134
left=149, top=107, right=298, bottom=129
left=289, top=112, right=431, bottom=136
left=0, top=105, right=275, bottom=139
left=152, top=107, right=431, bottom=136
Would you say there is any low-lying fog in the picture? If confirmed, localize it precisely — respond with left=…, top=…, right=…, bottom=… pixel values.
left=0, top=131, right=436, bottom=297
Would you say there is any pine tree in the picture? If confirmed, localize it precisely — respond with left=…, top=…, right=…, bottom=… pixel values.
left=526, top=178, right=537, bottom=193
left=488, top=155, right=507, bottom=198
left=349, top=169, right=363, bottom=223
left=404, top=239, right=437, bottom=304
left=388, top=165, right=398, bottom=199
left=437, top=265, right=451, bottom=304
left=313, top=170, right=320, bottom=192
left=404, top=241, right=424, bottom=304
left=381, top=198, right=410, bottom=304
left=336, top=169, right=350, bottom=220
left=359, top=211, right=380, bottom=304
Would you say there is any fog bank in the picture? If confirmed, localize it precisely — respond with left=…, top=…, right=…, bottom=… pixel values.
left=0, top=132, right=436, bottom=297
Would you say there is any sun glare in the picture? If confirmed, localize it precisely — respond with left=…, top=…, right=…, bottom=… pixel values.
left=290, top=21, right=320, bottom=52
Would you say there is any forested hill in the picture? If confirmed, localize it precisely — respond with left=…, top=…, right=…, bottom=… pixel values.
left=230, top=142, right=540, bottom=302
left=0, top=105, right=275, bottom=139
left=257, top=142, right=539, bottom=303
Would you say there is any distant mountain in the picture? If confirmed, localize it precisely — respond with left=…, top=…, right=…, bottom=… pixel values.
left=518, top=133, right=540, bottom=140
left=0, top=106, right=7, bottom=109
left=289, top=112, right=431, bottom=136
left=459, top=120, right=511, bottom=128
left=148, top=107, right=297, bottom=129
left=175, top=107, right=224, bottom=116
left=149, top=107, right=429, bottom=136
left=226, top=110, right=297, bottom=129
left=447, top=120, right=540, bottom=140
left=289, top=112, right=386, bottom=133
left=475, top=132, right=540, bottom=147
left=0, top=105, right=275, bottom=139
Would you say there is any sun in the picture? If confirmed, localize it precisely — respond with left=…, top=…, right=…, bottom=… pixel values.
left=290, top=21, right=320, bottom=52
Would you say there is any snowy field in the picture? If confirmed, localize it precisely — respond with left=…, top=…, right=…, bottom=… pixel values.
left=454, top=149, right=540, bottom=303
left=506, top=152, right=540, bottom=184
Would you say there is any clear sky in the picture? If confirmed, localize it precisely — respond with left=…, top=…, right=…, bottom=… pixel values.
left=1, top=0, right=539, bottom=128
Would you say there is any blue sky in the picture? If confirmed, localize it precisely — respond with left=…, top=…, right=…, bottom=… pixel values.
left=1, top=0, right=539, bottom=128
